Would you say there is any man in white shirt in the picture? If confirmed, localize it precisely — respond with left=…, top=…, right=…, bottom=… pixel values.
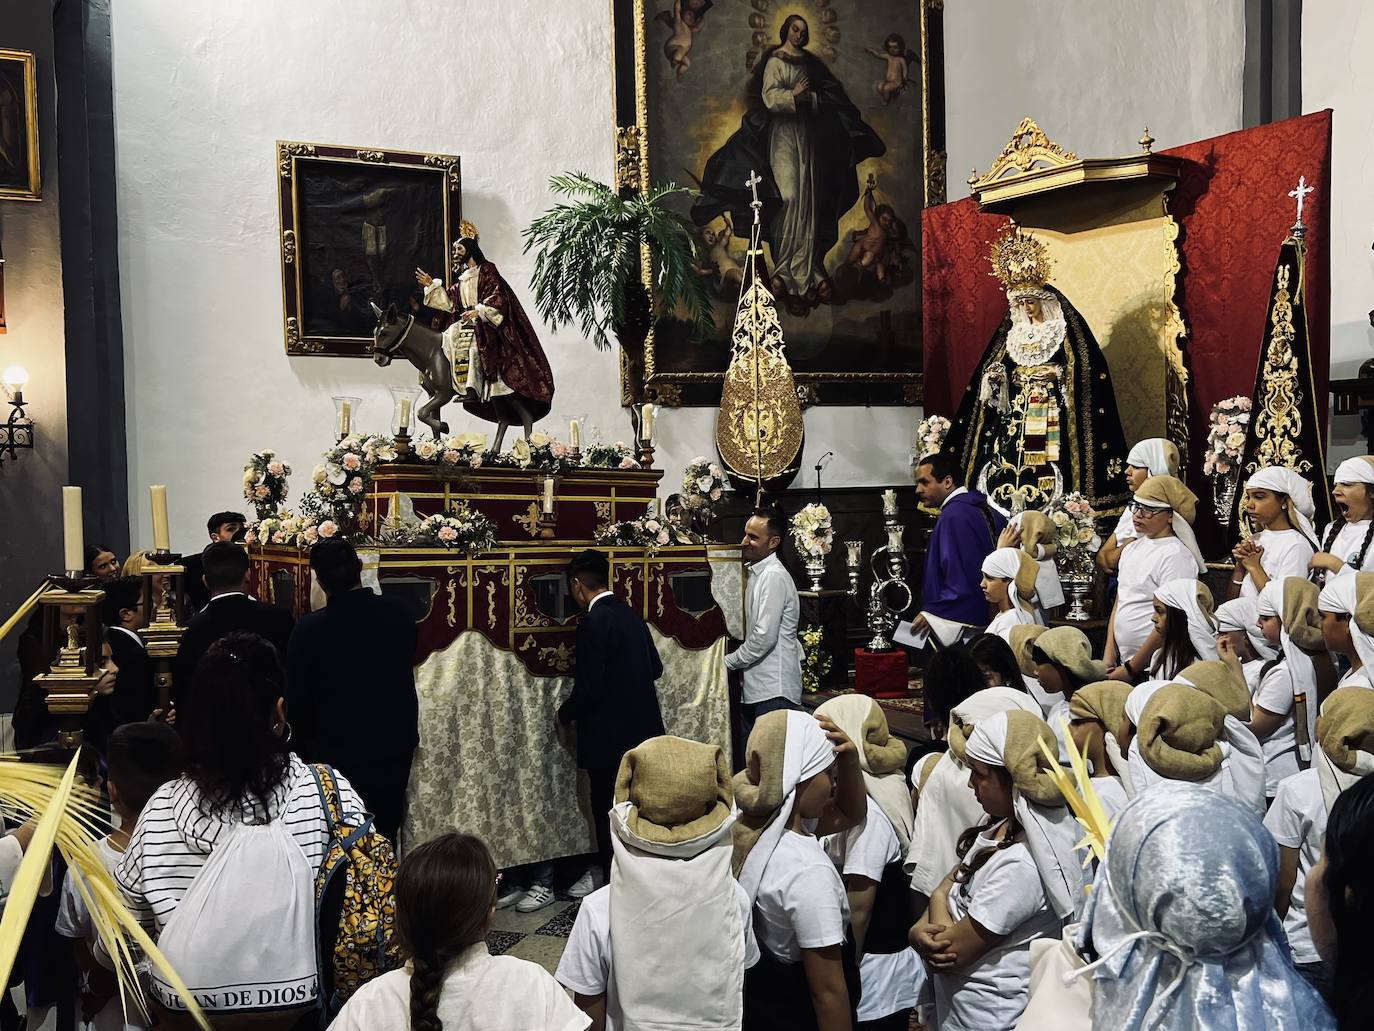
left=725, top=509, right=802, bottom=747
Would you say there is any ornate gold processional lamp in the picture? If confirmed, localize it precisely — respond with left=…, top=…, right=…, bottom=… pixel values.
left=715, top=171, right=805, bottom=503
left=33, top=487, right=107, bottom=749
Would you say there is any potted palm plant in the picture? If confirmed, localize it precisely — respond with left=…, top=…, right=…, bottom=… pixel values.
left=522, top=172, right=713, bottom=352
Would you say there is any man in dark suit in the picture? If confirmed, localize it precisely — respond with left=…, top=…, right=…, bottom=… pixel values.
left=182, top=511, right=247, bottom=612
left=287, top=539, right=418, bottom=842
left=89, top=576, right=157, bottom=751
left=173, top=541, right=294, bottom=712
left=557, top=549, right=665, bottom=882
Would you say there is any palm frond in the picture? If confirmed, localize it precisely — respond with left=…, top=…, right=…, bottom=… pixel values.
left=1037, top=722, right=1115, bottom=864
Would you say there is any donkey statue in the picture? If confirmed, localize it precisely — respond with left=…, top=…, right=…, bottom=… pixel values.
left=370, top=302, right=454, bottom=437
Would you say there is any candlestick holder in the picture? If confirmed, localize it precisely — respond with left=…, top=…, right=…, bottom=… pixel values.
left=139, top=555, right=187, bottom=710
left=394, top=426, right=413, bottom=461
left=865, top=513, right=913, bottom=652
left=636, top=442, right=656, bottom=470
left=844, top=540, right=863, bottom=597
left=33, top=581, right=108, bottom=749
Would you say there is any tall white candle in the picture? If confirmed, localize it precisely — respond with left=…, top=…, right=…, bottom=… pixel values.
left=641, top=403, right=655, bottom=443
left=542, top=476, right=555, bottom=515
left=62, top=486, right=83, bottom=572
left=399, top=397, right=412, bottom=429
left=570, top=419, right=581, bottom=449
left=882, top=489, right=898, bottom=516
left=149, top=485, right=171, bottom=552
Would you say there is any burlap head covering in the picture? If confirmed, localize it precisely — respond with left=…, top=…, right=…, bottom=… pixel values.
left=1018, top=509, right=1058, bottom=558
left=981, top=547, right=1041, bottom=614
left=946, top=686, right=1042, bottom=766
left=1134, top=475, right=1198, bottom=524
left=816, top=694, right=913, bottom=850
left=615, top=735, right=732, bottom=845
left=1070, top=680, right=1132, bottom=733
left=1138, top=683, right=1226, bottom=781
left=1316, top=687, right=1374, bottom=774
left=1010, top=623, right=1049, bottom=678
left=1280, top=576, right=1325, bottom=652
left=1177, top=660, right=1251, bottom=722
left=966, top=709, right=1064, bottom=807
left=1033, top=625, right=1106, bottom=684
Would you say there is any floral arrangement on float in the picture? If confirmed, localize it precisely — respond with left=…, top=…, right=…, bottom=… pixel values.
left=245, top=509, right=341, bottom=550
left=582, top=441, right=640, bottom=470
left=914, top=414, right=952, bottom=461
left=412, top=432, right=489, bottom=467
left=1204, top=394, right=1252, bottom=529
left=799, top=624, right=832, bottom=695
left=791, top=503, right=835, bottom=591
left=412, top=503, right=498, bottom=553
left=597, top=511, right=691, bottom=550
left=242, top=450, right=291, bottom=520
left=1046, top=492, right=1100, bottom=621
left=306, top=433, right=398, bottom=527
left=681, top=457, right=727, bottom=510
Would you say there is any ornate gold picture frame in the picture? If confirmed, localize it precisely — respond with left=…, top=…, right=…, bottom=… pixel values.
left=611, top=0, right=945, bottom=407
left=276, top=141, right=461, bottom=357
left=0, top=49, right=41, bottom=202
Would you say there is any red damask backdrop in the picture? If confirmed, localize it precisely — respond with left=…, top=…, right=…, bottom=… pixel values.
left=923, top=111, right=1333, bottom=527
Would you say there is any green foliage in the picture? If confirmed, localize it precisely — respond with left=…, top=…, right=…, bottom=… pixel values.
left=522, top=172, right=714, bottom=351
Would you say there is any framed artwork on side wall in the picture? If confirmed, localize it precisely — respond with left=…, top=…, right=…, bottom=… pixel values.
left=0, top=49, right=41, bottom=202
left=611, top=0, right=945, bottom=407
left=276, top=142, right=462, bottom=357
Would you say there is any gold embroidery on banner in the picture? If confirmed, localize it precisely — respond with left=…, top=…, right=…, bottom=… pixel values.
left=1248, top=262, right=1310, bottom=475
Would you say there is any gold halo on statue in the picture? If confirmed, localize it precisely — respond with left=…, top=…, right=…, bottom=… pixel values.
left=989, top=227, right=1053, bottom=295
left=458, top=219, right=480, bottom=241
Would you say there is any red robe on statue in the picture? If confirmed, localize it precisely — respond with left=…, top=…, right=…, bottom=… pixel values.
left=436, top=262, right=555, bottom=423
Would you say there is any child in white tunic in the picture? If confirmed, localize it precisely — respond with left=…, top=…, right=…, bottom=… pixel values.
left=1028, top=625, right=1104, bottom=765
left=1065, top=680, right=1133, bottom=816
left=1214, top=597, right=1277, bottom=697
left=1146, top=578, right=1218, bottom=680
left=1264, top=687, right=1374, bottom=1002
left=1095, top=438, right=1180, bottom=574
left=1107, top=476, right=1205, bottom=671
left=910, top=711, right=1082, bottom=1031
left=1232, top=466, right=1318, bottom=600
left=1318, top=570, right=1374, bottom=693
left=330, top=834, right=588, bottom=1031
left=979, top=548, right=1040, bottom=642
left=1310, top=456, right=1374, bottom=582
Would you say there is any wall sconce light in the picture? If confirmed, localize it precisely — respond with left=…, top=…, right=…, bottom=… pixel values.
left=0, top=365, right=34, bottom=467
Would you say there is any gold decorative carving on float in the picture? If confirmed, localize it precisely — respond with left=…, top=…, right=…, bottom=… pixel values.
left=356, top=150, right=386, bottom=162
left=981, top=118, right=1079, bottom=183
left=513, top=503, right=542, bottom=538
left=614, top=125, right=645, bottom=192
left=281, top=230, right=296, bottom=266
left=1248, top=262, right=1310, bottom=475
left=446, top=579, right=458, bottom=628
left=485, top=582, right=497, bottom=627
left=277, top=141, right=315, bottom=178
left=512, top=570, right=554, bottom=629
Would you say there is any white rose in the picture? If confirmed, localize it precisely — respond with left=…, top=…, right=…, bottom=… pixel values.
left=529, top=431, right=551, bottom=447
left=696, top=475, right=714, bottom=493
left=327, top=464, right=347, bottom=485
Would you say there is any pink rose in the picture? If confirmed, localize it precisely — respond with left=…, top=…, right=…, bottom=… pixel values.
left=470, top=455, right=483, bottom=468
left=551, top=441, right=570, bottom=458
left=442, top=449, right=460, bottom=464
left=619, top=457, right=638, bottom=469
left=656, top=529, right=670, bottom=545
left=348, top=477, right=364, bottom=494
left=244, top=530, right=257, bottom=545
left=437, top=525, right=459, bottom=542
left=709, top=488, right=722, bottom=501
left=267, top=461, right=285, bottom=477
left=319, top=520, right=339, bottom=538
left=254, top=484, right=270, bottom=500
left=304, top=526, right=320, bottom=545
left=342, top=453, right=362, bottom=471
left=271, top=530, right=286, bottom=544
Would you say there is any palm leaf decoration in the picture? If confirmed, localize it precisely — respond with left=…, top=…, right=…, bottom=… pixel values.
left=523, top=172, right=713, bottom=351
left=1038, top=720, right=1116, bottom=866
left=0, top=754, right=209, bottom=1029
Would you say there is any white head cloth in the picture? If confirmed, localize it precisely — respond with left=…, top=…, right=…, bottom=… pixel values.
left=1318, top=573, right=1374, bottom=674
left=1214, top=597, right=1278, bottom=661
left=1132, top=491, right=1205, bottom=573
left=1246, top=466, right=1318, bottom=544
left=735, top=711, right=834, bottom=909
left=1334, top=456, right=1374, bottom=486
left=1153, top=578, right=1219, bottom=664
left=964, top=710, right=1085, bottom=920
left=1122, top=680, right=1171, bottom=797
left=1123, top=679, right=1171, bottom=731
left=1126, top=438, right=1180, bottom=478
left=905, top=687, right=1041, bottom=893
left=982, top=547, right=1034, bottom=614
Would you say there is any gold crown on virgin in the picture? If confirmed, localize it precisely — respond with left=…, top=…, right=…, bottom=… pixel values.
left=989, top=228, right=1053, bottom=294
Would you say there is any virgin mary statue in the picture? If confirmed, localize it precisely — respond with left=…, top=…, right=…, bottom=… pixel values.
left=939, top=229, right=1129, bottom=516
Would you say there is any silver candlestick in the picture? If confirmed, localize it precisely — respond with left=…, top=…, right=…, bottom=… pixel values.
left=866, top=518, right=913, bottom=651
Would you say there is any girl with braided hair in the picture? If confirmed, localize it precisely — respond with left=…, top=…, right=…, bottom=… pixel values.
left=1310, top=457, right=1374, bottom=583
left=330, top=833, right=587, bottom=1031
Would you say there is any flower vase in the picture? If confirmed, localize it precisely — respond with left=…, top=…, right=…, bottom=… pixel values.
left=692, top=499, right=713, bottom=539
left=1212, top=467, right=1242, bottom=528
left=804, top=554, right=826, bottom=592
left=1056, top=546, right=1094, bottom=622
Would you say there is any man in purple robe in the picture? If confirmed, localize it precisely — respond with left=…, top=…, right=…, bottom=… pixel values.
left=912, top=452, right=1005, bottom=647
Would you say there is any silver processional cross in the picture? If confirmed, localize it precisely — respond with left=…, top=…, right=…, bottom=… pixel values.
left=1289, top=176, right=1314, bottom=236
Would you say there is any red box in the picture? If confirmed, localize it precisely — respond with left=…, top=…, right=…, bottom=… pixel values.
left=854, top=648, right=909, bottom=699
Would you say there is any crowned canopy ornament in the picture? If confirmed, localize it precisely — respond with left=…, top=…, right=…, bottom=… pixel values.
left=989, top=228, right=1053, bottom=294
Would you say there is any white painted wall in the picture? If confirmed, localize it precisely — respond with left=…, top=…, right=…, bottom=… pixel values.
left=112, top=0, right=1248, bottom=548
left=1304, top=2, right=1374, bottom=465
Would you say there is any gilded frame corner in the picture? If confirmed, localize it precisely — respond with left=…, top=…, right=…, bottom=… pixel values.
left=611, top=0, right=945, bottom=408
left=0, top=49, right=42, bottom=202
left=276, top=141, right=462, bottom=358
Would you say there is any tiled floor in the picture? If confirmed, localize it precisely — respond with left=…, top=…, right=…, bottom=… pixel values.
left=487, top=889, right=582, bottom=974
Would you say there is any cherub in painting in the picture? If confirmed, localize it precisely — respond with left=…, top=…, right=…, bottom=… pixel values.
left=865, top=33, right=917, bottom=103
left=845, top=177, right=903, bottom=284
left=656, top=0, right=714, bottom=80
left=695, top=213, right=745, bottom=294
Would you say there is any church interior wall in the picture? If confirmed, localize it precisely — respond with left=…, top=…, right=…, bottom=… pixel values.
left=1304, top=2, right=1374, bottom=466
left=0, top=0, right=68, bottom=707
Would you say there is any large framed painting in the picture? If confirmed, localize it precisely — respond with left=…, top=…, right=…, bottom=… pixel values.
left=611, top=0, right=945, bottom=407
left=0, top=49, right=41, bottom=202
left=276, top=142, right=461, bottom=357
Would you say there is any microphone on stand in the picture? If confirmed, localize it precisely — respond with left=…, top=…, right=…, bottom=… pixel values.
left=815, top=451, right=835, bottom=502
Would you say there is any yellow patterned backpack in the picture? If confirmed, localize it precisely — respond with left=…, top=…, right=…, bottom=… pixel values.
left=309, top=764, right=402, bottom=1019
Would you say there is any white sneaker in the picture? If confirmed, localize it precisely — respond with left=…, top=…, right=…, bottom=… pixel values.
left=567, top=869, right=597, bottom=898
left=496, top=885, right=527, bottom=909
left=515, top=884, right=555, bottom=913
